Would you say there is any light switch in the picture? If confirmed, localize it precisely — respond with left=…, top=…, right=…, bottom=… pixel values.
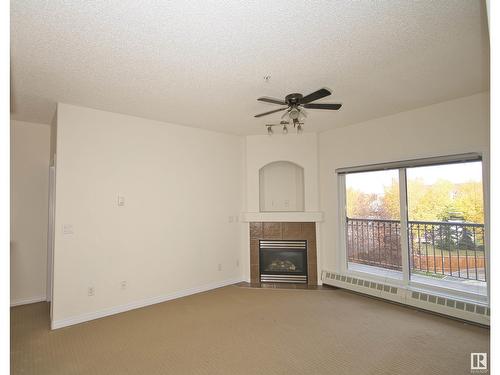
left=63, top=224, right=74, bottom=235
left=117, top=195, right=125, bottom=207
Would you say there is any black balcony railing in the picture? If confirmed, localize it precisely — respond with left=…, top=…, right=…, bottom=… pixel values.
left=346, top=218, right=486, bottom=282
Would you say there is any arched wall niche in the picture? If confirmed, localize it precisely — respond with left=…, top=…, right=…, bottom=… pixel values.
left=259, top=161, right=305, bottom=212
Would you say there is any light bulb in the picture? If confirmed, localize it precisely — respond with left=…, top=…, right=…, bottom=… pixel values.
left=289, top=108, right=300, bottom=120
left=297, top=124, right=303, bottom=134
left=282, top=125, right=288, bottom=134
left=267, top=126, right=273, bottom=135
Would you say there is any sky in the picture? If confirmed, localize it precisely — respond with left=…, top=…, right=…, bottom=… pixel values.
left=346, top=161, right=483, bottom=195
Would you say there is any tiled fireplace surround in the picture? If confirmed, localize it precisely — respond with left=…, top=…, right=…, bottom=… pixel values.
left=249, top=222, right=318, bottom=285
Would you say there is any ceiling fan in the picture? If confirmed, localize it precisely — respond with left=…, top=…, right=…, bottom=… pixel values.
left=254, top=88, right=342, bottom=124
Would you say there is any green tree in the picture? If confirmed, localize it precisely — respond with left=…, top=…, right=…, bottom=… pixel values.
left=454, top=182, right=484, bottom=223
left=346, top=188, right=379, bottom=218
left=408, top=179, right=454, bottom=221
left=346, top=177, right=483, bottom=224
left=380, top=178, right=400, bottom=220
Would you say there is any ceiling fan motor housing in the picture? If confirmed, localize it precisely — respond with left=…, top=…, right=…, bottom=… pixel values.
left=285, top=93, right=303, bottom=106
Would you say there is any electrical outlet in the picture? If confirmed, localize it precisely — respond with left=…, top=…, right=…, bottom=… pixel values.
left=120, top=281, right=127, bottom=290
left=218, top=263, right=222, bottom=271
left=88, top=287, right=95, bottom=296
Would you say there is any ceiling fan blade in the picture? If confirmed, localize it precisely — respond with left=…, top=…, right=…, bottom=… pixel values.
left=257, top=97, right=287, bottom=105
left=300, top=88, right=332, bottom=104
left=254, top=107, right=288, bottom=118
left=303, top=103, right=342, bottom=110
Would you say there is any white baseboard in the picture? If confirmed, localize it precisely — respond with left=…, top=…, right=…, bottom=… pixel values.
left=51, top=277, right=243, bottom=330
left=11, top=296, right=47, bottom=307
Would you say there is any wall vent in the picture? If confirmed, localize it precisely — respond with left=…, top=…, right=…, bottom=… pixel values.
left=322, top=270, right=489, bottom=325
left=476, top=306, right=486, bottom=315
left=323, top=272, right=403, bottom=298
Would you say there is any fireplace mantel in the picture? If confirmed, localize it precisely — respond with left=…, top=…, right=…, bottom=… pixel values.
left=241, top=212, right=323, bottom=223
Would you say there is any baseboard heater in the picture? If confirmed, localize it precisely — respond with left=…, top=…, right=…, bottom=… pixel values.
left=322, top=270, right=489, bottom=326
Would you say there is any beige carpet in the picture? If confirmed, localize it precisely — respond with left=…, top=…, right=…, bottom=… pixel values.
left=11, top=286, right=489, bottom=375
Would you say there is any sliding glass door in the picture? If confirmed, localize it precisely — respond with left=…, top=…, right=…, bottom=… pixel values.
left=341, top=157, right=486, bottom=299
left=345, top=169, right=402, bottom=279
left=406, top=162, right=486, bottom=296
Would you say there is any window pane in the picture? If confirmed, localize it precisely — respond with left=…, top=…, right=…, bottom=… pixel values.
left=407, top=161, right=486, bottom=296
left=345, top=170, right=402, bottom=279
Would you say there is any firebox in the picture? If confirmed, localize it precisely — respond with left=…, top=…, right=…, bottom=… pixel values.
left=259, top=240, right=308, bottom=283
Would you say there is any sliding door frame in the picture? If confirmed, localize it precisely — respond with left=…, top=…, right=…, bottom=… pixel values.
left=337, top=154, right=488, bottom=304
left=336, top=173, right=347, bottom=275
left=398, top=168, right=410, bottom=284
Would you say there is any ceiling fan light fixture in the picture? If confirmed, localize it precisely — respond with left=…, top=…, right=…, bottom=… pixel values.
left=297, top=124, right=303, bottom=134
left=289, top=108, right=300, bottom=120
left=282, top=125, right=288, bottom=134
left=267, top=125, right=273, bottom=135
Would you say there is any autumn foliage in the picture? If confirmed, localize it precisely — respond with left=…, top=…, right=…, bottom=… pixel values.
left=346, top=178, right=484, bottom=223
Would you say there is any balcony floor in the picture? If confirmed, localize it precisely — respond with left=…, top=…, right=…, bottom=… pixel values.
left=348, top=262, right=487, bottom=298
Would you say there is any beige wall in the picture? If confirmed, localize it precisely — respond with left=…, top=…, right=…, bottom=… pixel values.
left=52, top=104, right=245, bottom=326
left=10, top=120, right=51, bottom=305
left=318, top=92, right=490, bottom=272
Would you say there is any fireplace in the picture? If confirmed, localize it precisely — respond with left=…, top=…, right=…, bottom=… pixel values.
left=259, top=240, right=308, bottom=283
left=250, top=222, right=317, bottom=285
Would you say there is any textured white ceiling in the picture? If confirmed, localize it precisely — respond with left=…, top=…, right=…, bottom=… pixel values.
left=11, top=0, right=489, bottom=135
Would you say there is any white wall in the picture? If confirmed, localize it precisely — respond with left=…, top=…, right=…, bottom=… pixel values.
left=245, top=133, right=319, bottom=213
left=259, top=161, right=304, bottom=212
left=52, top=104, right=244, bottom=326
left=48, top=92, right=489, bottom=324
left=10, top=120, right=51, bottom=305
left=318, top=92, right=490, bottom=272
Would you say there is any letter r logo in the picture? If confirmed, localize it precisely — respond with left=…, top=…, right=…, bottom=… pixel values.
left=471, top=353, right=487, bottom=370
